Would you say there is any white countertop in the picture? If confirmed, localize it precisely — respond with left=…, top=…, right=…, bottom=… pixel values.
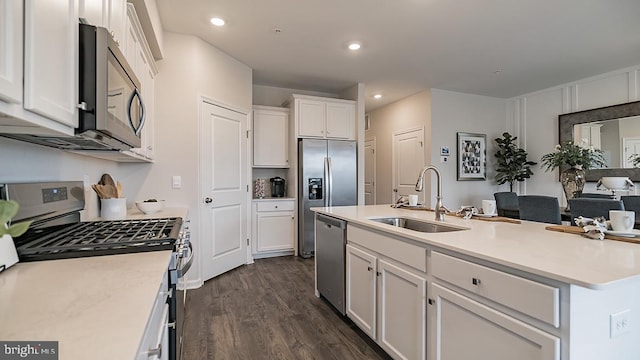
left=0, top=206, right=189, bottom=359
left=313, top=205, right=640, bottom=289
left=0, top=251, right=172, bottom=360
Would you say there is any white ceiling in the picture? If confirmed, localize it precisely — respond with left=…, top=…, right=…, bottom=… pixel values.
left=156, top=0, right=640, bottom=111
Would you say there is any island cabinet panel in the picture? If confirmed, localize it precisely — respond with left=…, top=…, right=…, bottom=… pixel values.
left=346, top=230, right=428, bottom=360
left=347, top=225, right=427, bottom=272
left=431, top=251, right=559, bottom=327
left=378, top=259, right=426, bottom=360
left=346, top=244, right=377, bottom=339
left=429, top=283, right=560, bottom=360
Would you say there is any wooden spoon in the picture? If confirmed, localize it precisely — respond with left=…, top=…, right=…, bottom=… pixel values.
left=116, top=181, right=123, bottom=199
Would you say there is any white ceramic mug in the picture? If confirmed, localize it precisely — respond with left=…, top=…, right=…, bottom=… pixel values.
left=482, top=200, right=497, bottom=215
left=101, top=198, right=127, bottom=220
left=408, top=195, right=419, bottom=206
left=609, top=210, right=635, bottom=232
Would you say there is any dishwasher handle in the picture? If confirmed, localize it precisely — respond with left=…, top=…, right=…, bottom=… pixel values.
left=317, top=214, right=346, bottom=229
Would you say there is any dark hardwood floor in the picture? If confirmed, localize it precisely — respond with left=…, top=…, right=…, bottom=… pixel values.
left=182, top=256, right=390, bottom=360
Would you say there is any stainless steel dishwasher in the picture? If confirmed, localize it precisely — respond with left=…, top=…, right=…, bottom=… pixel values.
left=316, top=213, right=347, bottom=315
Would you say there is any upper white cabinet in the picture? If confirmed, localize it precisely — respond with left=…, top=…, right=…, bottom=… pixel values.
left=79, top=0, right=126, bottom=47
left=253, top=106, right=289, bottom=168
left=290, top=95, right=355, bottom=140
left=122, top=3, right=157, bottom=160
left=23, top=0, right=78, bottom=128
left=0, top=0, right=23, bottom=104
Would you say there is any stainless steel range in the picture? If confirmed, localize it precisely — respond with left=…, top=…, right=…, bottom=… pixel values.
left=1, top=181, right=192, bottom=360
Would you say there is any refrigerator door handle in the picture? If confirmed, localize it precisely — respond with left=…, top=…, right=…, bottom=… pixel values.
left=323, top=157, right=329, bottom=207
left=327, top=157, right=333, bottom=207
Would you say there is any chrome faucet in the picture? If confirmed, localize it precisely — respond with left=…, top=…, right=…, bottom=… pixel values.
left=415, top=165, right=447, bottom=221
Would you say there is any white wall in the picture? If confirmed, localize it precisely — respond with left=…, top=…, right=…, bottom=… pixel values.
left=430, top=89, right=507, bottom=209
left=121, top=32, right=252, bottom=287
left=509, top=65, right=640, bottom=206
left=367, top=90, right=431, bottom=205
left=252, top=84, right=337, bottom=107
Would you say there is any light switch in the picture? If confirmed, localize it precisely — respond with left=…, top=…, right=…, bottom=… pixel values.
left=172, top=176, right=182, bottom=189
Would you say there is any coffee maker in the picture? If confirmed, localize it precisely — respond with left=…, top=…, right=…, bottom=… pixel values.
left=270, top=177, right=286, bottom=197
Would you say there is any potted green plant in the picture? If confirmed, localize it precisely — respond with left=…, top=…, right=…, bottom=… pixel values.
left=540, top=140, right=606, bottom=206
left=1, top=200, right=31, bottom=272
left=494, top=132, right=537, bottom=192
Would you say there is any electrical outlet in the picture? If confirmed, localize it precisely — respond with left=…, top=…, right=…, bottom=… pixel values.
left=610, top=309, right=631, bottom=338
left=440, top=156, right=449, bottom=163
left=172, top=176, right=182, bottom=189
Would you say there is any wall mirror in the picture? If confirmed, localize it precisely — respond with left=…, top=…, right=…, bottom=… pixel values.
left=559, top=100, right=640, bottom=181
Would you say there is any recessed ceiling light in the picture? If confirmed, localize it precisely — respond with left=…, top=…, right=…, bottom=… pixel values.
left=348, top=42, right=361, bottom=51
left=373, top=94, right=383, bottom=99
left=210, top=17, right=226, bottom=27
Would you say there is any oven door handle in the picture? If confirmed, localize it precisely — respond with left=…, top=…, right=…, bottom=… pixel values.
left=178, top=242, right=193, bottom=278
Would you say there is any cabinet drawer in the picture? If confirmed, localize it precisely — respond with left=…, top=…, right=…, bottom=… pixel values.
left=256, top=201, right=294, bottom=212
left=431, top=251, right=559, bottom=327
left=348, top=225, right=427, bottom=272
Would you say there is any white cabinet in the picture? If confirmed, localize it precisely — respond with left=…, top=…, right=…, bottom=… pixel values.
left=346, top=242, right=427, bottom=360
left=0, top=0, right=22, bottom=104
left=291, top=95, right=355, bottom=140
left=123, top=3, right=156, bottom=160
left=79, top=0, right=125, bottom=46
left=429, top=283, right=560, bottom=360
left=136, top=270, right=170, bottom=360
left=23, top=0, right=78, bottom=127
left=253, top=106, right=289, bottom=168
left=251, top=200, right=295, bottom=258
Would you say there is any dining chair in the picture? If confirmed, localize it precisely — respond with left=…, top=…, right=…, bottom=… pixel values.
left=567, top=198, right=625, bottom=225
left=494, top=192, right=519, bottom=219
left=518, top=196, right=561, bottom=224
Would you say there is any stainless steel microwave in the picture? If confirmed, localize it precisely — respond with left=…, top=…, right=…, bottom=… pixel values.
left=1, top=23, right=144, bottom=151
left=77, top=23, right=144, bottom=150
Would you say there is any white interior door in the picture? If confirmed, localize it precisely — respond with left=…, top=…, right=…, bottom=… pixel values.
left=392, top=128, right=425, bottom=203
left=623, top=138, right=640, bottom=168
left=364, top=138, right=376, bottom=205
left=200, top=100, right=248, bottom=281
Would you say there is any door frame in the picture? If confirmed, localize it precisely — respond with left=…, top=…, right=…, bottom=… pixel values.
left=391, top=127, right=425, bottom=202
left=364, top=137, right=377, bottom=205
left=197, top=95, right=252, bottom=282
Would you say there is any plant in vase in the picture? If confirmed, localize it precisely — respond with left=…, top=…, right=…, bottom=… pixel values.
left=540, top=140, right=606, bottom=208
left=494, top=132, right=537, bottom=192
left=1, top=200, right=31, bottom=272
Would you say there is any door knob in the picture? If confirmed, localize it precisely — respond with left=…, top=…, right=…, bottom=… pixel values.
left=204, top=197, right=213, bottom=204
left=393, top=188, right=398, bottom=192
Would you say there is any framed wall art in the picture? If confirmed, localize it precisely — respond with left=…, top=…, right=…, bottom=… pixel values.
left=457, top=132, right=486, bottom=181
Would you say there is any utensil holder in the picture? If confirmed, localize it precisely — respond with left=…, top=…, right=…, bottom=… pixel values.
left=101, top=198, right=127, bottom=220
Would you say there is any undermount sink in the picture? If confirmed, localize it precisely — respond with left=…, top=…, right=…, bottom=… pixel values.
left=369, top=217, right=465, bottom=233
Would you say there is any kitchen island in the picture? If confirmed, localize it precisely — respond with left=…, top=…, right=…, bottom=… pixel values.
left=313, top=204, right=640, bottom=360
left=0, top=207, right=188, bottom=360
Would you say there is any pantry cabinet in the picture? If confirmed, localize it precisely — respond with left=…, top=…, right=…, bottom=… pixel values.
left=23, top=0, right=79, bottom=128
left=291, top=95, right=355, bottom=140
left=0, top=0, right=22, bottom=104
left=251, top=200, right=295, bottom=258
left=253, top=106, right=289, bottom=168
left=346, top=228, right=427, bottom=360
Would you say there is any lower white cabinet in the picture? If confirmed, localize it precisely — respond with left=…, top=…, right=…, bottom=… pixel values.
left=346, top=243, right=427, bottom=360
left=429, top=282, right=560, bottom=360
left=136, top=270, right=170, bottom=360
left=252, top=200, right=295, bottom=257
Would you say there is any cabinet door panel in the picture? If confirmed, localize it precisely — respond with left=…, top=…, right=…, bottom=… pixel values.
left=24, top=0, right=78, bottom=127
left=297, top=99, right=325, bottom=137
left=253, top=108, right=289, bottom=167
left=379, top=259, right=426, bottom=360
left=430, top=283, right=560, bottom=360
left=346, top=244, right=377, bottom=339
left=0, top=0, right=22, bottom=104
left=326, top=102, right=354, bottom=139
left=256, top=212, right=294, bottom=251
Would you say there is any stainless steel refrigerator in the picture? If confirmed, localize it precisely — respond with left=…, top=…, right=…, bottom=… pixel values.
left=298, top=139, right=357, bottom=258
